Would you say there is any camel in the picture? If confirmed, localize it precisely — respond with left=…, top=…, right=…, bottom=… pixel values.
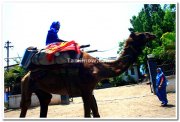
left=20, top=32, right=156, bottom=118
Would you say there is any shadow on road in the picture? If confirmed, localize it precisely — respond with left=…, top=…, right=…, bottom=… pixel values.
left=163, top=104, right=175, bottom=108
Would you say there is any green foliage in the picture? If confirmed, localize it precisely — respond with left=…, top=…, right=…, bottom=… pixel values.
left=152, top=46, right=164, bottom=59
left=127, top=75, right=137, bottom=84
left=4, top=102, right=8, bottom=109
left=161, top=32, right=175, bottom=45
left=117, top=40, right=125, bottom=54
left=110, top=74, right=136, bottom=87
left=124, top=4, right=176, bottom=66
left=4, top=71, right=16, bottom=88
left=96, top=82, right=103, bottom=88
left=162, top=10, right=175, bottom=32
left=110, top=75, right=125, bottom=87
left=154, top=32, right=175, bottom=61
left=4, top=65, right=27, bottom=89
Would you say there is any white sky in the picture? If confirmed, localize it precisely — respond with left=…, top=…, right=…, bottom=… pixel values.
left=2, top=1, right=145, bottom=66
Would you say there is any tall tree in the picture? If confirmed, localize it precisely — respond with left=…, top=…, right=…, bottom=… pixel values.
left=152, top=32, right=175, bottom=61
left=128, top=4, right=176, bottom=65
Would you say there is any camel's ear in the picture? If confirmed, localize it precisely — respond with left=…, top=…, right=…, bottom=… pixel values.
left=128, top=28, right=134, bottom=33
left=130, top=32, right=136, bottom=38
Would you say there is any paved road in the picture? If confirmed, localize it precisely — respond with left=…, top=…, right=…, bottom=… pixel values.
left=4, top=83, right=177, bottom=120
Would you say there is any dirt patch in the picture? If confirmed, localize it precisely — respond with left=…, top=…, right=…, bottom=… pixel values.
left=4, top=83, right=177, bottom=119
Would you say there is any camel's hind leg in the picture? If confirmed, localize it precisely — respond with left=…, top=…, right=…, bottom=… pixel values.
left=82, top=92, right=100, bottom=117
left=34, top=89, right=52, bottom=117
left=82, top=92, right=100, bottom=118
left=90, top=95, right=100, bottom=117
left=82, top=93, right=91, bottom=117
left=20, top=72, right=33, bottom=117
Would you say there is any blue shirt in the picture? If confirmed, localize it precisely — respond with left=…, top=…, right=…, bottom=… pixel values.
left=46, top=28, right=60, bottom=45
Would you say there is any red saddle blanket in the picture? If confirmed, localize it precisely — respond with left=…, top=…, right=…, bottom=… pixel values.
left=45, top=40, right=81, bottom=62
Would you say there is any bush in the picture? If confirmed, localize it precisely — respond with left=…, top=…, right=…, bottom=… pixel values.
left=110, top=74, right=136, bottom=87
left=4, top=65, right=27, bottom=95
left=110, top=75, right=126, bottom=87
left=4, top=102, right=8, bottom=109
left=96, top=82, right=103, bottom=88
left=126, top=75, right=137, bottom=84
left=96, top=79, right=112, bottom=89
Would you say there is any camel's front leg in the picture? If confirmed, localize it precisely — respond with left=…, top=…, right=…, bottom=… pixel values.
left=20, top=74, right=33, bottom=118
left=20, top=91, right=32, bottom=117
left=90, top=95, right=100, bottom=117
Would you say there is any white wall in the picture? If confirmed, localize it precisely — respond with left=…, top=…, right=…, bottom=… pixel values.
left=123, top=64, right=139, bottom=82
left=166, top=75, right=175, bottom=93
left=8, top=93, right=61, bottom=109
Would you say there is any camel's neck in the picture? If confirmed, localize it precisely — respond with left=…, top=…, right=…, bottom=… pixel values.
left=98, top=45, right=140, bottom=79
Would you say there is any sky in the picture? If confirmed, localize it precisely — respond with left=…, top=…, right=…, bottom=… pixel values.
left=2, top=1, right=145, bottom=66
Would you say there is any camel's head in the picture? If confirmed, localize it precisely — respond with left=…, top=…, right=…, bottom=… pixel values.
left=125, top=32, right=156, bottom=51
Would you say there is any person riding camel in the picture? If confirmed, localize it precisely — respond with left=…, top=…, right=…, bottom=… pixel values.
left=46, top=21, right=65, bottom=45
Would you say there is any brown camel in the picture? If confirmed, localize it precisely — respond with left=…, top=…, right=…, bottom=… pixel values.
left=20, top=32, right=156, bottom=118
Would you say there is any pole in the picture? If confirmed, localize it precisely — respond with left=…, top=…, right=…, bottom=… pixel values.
left=147, top=54, right=157, bottom=95
left=4, top=41, right=14, bottom=71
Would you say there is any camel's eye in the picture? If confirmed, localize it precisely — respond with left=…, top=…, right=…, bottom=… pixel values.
left=139, top=34, right=146, bottom=39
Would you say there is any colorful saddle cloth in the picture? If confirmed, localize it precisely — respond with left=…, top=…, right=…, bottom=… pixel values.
left=21, top=41, right=81, bottom=68
left=45, top=40, right=80, bottom=62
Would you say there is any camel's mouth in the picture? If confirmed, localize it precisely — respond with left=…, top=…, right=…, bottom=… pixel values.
left=149, top=34, right=156, bottom=40
left=146, top=33, right=156, bottom=43
left=147, top=33, right=156, bottom=41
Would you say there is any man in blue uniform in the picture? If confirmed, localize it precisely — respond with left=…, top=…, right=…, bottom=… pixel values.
left=46, top=21, right=65, bottom=45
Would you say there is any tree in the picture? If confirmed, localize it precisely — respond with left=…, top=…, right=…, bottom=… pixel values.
left=152, top=32, right=175, bottom=61
left=128, top=4, right=176, bottom=65
left=4, top=65, right=27, bottom=94
left=162, top=5, right=176, bottom=33
left=117, top=40, right=125, bottom=54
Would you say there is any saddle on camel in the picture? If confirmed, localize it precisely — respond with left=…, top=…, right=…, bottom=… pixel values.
left=21, top=40, right=86, bottom=70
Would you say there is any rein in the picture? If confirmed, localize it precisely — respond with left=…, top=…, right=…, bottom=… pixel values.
left=129, top=45, right=139, bottom=55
